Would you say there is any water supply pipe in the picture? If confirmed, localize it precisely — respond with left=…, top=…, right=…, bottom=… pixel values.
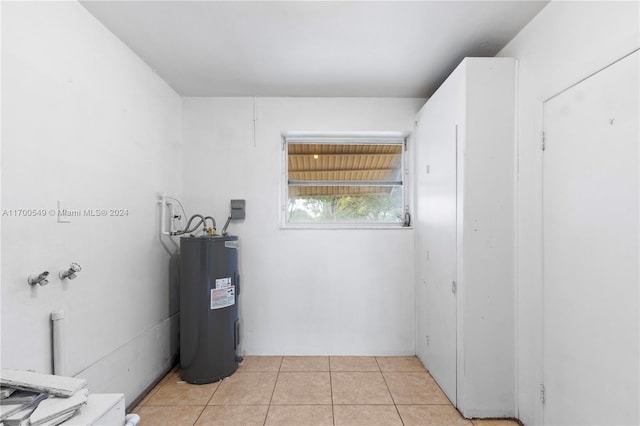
left=159, top=193, right=169, bottom=236
left=125, top=414, right=141, bottom=426
left=51, top=310, right=65, bottom=375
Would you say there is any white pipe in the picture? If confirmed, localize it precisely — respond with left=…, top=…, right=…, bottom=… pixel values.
left=168, top=202, right=175, bottom=233
left=159, top=194, right=180, bottom=236
left=51, top=310, right=65, bottom=375
left=159, top=193, right=169, bottom=236
left=124, top=414, right=141, bottom=426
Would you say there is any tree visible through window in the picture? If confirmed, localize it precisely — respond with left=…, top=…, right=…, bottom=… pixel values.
left=282, top=133, right=409, bottom=226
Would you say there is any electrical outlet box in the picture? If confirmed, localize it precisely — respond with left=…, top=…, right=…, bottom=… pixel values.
left=230, top=199, right=245, bottom=220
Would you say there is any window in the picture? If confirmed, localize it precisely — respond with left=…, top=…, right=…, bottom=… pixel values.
left=281, top=132, right=410, bottom=227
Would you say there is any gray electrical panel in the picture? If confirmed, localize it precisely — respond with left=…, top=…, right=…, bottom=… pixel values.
left=180, top=235, right=240, bottom=383
left=230, top=199, right=246, bottom=220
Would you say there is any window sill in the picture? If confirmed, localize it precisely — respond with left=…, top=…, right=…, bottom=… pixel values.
left=280, top=223, right=413, bottom=230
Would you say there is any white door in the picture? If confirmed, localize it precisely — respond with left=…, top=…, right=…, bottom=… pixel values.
left=542, top=50, right=639, bottom=425
left=419, top=86, right=459, bottom=404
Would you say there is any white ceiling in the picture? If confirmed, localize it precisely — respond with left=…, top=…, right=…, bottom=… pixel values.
left=81, top=1, right=548, bottom=98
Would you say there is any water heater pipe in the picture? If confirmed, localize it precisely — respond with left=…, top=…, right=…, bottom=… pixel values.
left=51, top=310, right=65, bottom=375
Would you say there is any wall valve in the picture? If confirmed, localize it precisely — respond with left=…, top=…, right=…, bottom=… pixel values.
left=28, top=271, right=50, bottom=286
left=59, top=263, right=82, bottom=280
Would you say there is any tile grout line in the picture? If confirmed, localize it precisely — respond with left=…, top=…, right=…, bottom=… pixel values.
left=203, top=376, right=221, bottom=406
left=375, top=357, right=406, bottom=425
left=328, top=356, right=335, bottom=426
left=262, top=356, right=284, bottom=426
left=192, top=366, right=218, bottom=425
left=190, top=405, right=207, bottom=426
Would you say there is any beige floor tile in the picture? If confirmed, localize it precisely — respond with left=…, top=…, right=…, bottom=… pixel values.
left=138, top=370, right=177, bottom=405
left=333, top=405, right=403, bottom=426
left=194, top=405, right=268, bottom=425
left=265, top=405, right=334, bottom=425
left=376, top=356, right=426, bottom=372
left=472, top=420, right=521, bottom=426
left=136, top=405, right=204, bottom=426
left=330, top=356, right=380, bottom=372
left=281, top=356, right=330, bottom=372
left=331, top=372, right=393, bottom=405
left=209, top=372, right=277, bottom=405
left=132, top=357, right=478, bottom=426
left=383, top=372, right=450, bottom=404
left=146, top=372, right=220, bottom=406
left=237, top=356, right=282, bottom=372
left=398, top=404, right=472, bottom=425
left=271, top=372, right=332, bottom=405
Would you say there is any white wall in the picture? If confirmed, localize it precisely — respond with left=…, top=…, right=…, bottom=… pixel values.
left=1, top=1, right=182, bottom=406
left=182, top=97, right=422, bottom=355
left=498, top=2, right=639, bottom=424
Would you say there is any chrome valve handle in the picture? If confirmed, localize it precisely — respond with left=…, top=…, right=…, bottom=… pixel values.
left=59, top=263, right=82, bottom=280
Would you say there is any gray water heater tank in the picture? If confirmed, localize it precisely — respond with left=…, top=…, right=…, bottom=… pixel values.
left=180, top=235, right=240, bottom=384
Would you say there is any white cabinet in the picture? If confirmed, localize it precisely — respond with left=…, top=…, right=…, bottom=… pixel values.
left=415, top=57, right=516, bottom=418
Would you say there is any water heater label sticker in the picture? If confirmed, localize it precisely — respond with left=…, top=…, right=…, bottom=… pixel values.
left=215, top=277, right=232, bottom=289
left=211, top=286, right=235, bottom=310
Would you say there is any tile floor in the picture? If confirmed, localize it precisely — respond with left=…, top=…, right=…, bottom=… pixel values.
left=132, top=356, right=520, bottom=426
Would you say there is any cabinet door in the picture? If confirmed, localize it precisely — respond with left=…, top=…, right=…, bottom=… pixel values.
left=416, top=68, right=462, bottom=404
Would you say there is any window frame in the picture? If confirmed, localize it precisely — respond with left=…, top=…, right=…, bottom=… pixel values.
left=280, top=131, right=412, bottom=229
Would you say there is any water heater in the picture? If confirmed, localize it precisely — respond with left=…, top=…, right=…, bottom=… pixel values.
left=179, top=235, right=240, bottom=383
